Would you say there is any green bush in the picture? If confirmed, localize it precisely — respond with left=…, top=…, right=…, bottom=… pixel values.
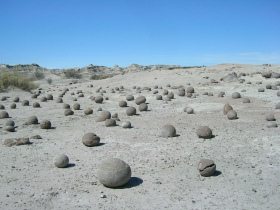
left=0, top=71, right=38, bottom=91
left=90, top=74, right=112, bottom=80
left=63, top=70, right=82, bottom=79
left=46, top=78, right=52, bottom=84
left=34, top=70, right=45, bottom=80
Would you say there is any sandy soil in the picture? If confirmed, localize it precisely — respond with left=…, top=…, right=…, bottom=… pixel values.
left=1, top=64, right=280, bottom=210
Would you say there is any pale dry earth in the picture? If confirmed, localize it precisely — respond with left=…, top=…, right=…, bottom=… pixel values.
left=1, top=64, right=280, bottom=210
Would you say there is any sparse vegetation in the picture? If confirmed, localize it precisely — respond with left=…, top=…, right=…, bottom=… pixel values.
left=90, top=74, right=112, bottom=80
left=46, top=78, right=52, bottom=84
left=33, top=70, right=45, bottom=80
left=63, top=70, right=82, bottom=79
left=0, top=71, right=38, bottom=91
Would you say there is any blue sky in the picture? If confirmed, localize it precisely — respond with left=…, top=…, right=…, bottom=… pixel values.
left=0, top=0, right=279, bottom=68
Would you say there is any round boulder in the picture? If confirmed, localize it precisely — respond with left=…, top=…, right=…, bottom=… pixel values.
left=160, top=124, right=176, bottom=138
left=198, top=159, right=216, bottom=177
left=126, top=107, right=136, bottom=116
left=54, top=154, right=69, bottom=168
left=135, top=96, right=146, bottom=105
left=82, top=133, right=100, bottom=147
left=40, top=120, right=52, bottom=129
left=196, top=126, right=213, bottom=139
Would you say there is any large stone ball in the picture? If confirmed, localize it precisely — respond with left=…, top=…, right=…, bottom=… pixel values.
left=135, top=96, right=146, bottom=105
left=223, top=103, right=233, bottom=115
left=84, top=108, right=93, bottom=115
left=26, top=116, right=39, bottom=125
left=96, top=111, right=111, bottom=122
left=126, top=95, right=134, bottom=101
left=138, top=103, right=148, bottom=111
left=82, top=133, right=100, bottom=147
left=0, top=111, right=9, bottom=119
left=198, top=159, right=216, bottom=177
left=196, top=126, right=213, bottom=139
left=227, top=110, right=238, bottom=120
left=40, top=120, right=52, bottom=129
left=161, top=124, right=176, bottom=138
left=54, top=154, right=69, bottom=168
left=95, top=96, right=104, bottom=104
left=232, top=92, right=241, bottom=99
left=126, top=107, right=136, bottom=116
left=119, top=100, right=127, bottom=107
left=105, top=119, right=117, bottom=127
left=97, top=158, right=131, bottom=188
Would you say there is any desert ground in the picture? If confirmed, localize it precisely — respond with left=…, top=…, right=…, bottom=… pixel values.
left=1, top=63, right=280, bottom=210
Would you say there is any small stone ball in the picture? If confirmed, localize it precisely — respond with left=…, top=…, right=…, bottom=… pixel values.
left=223, top=103, right=233, bottom=115
left=153, top=90, right=158, bottom=94
left=184, top=107, right=194, bottom=114
left=33, top=102, right=41, bottom=108
left=73, top=103, right=80, bottom=110
left=177, top=89, right=185, bottom=96
left=97, top=158, right=131, bottom=188
left=126, top=95, right=134, bottom=101
left=47, top=94, right=53, bottom=100
left=277, top=91, right=280, bottom=97
left=40, top=120, right=52, bottom=129
left=163, top=89, right=168, bottom=95
left=1, top=96, right=7, bottom=101
left=56, top=97, right=63, bottom=103
left=267, top=122, right=278, bottom=128
left=0, top=104, right=5, bottom=109
left=112, top=113, right=118, bottom=119
left=63, top=103, right=70, bottom=109
left=227, top=110, right=238, bottom=120
left=22, top=100, right=29, bottom=106
left=119, top=101, right=127, bottom=107
left=0, top=111, right=9, bottom=119
left=126, top=107, right=136, bottom=116
left=54, top=154, right=69, bottom=168
left=84, top=108, right=93, bottom=115
left=10, top=103, right=16, bottom=109
left=242, top=98, right=251, bottom=103
left=156, top=95, right=162, bottom=100
left=82, top=133, right=100, bottom=147
left=266, top=84, right=272, bottom=89
left=258, top=88, right=265, bottom=92
left=26, top=116, right=39, bottom=125
left=198, top=159, right=216, bottom=177
left=64, top=109, right=74, bottom=116
left=13, top=97, right=20, bottom=102
left=275, top=103, right=280, bottom=109
left=167, top=92, right=174, bottom=99
left=186, top=86, right=194, bottom=93
left=196, top=126, right=213, bottom=139
left=232, top=92, right=241, bottom=99
left=97, top=107, right=102, bottom=111
left=96, top=111, right=111, bottom=122
left=5, top=119, right=15, bottom=127
left=121, top=121, right=132, bottom=128
left=139, top=103, right=148, bottom=112
left=218, top=91, right=225, bottom=97
left=160, top=124, right=176, bottom=138
left=4, top=126, right=15, bottom=132
left=95, top=96, right=104, bottom=104
left=40, top=97, right=48, bottom=102
left=135, top=96, right=146, bottom=105
left=266, top=113, right=276, bottom=121
left=105, top=119, right=117, bottom=127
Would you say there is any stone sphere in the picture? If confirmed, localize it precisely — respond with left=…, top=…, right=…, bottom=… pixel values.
left=82, top=133, right=100, bottom=147
left=97, top=158, right=131, bottom=188
left=54, top=154, right=69, bottom=168
left=22, top=100, right=29, bottom=106
left=33, top=102, right=41, bottom=108
left=63, top=103, right=70, bottom=109
left=26, top=116, right=39, bottom=125
left=218, top=91, right=225, bottom=97
left=0, top=111, right=9, bottom=119
left=121, top=121, right=132, bottom=128
left=276, top=103, right=280, bottom=109
left=95, top=96, right=104, bottom=104
left=223, top=103, right=233, bottom=115
left=40, top=97, right=48, bottom=102
left=13, top=97, right=20, bottom=102
left=167, top=92, right=174, bottom=99
left=64, top=109, right=74, bottom=116
left=266, top=113, right=275, bottom=121
left=96, top=111, right=111, bottom=122
left=5, top=119, right=15, bottom=127
left=186, top=86, right=194, bottom=93
left=227, top=110, right=238, bottom=120
left=258, top=88, right=265, bottom=92
left=266, top=84, right=272, bottom=89
left=139, top=103, right=148, bottom=112
left=196, top=126, right=213, bottom=139
left=126, top=107, right=136, bottom=116
left=84, top=108, right=93, bottom=115
left=126, top=95, right=134, bottom=101
left=105, top=119, right=117, bottom=127
left=156, top=95, right=162, bottom=100
left=0, top=104, right=5, bottom=109
left=40, top=120, right=52, bottom=129
left=10, top=103, right=16, bottom=109
left=56, top=97, right=63, bottom=103
left=177, top=89, right=185, bottom=96
left=73, top=103, right=80, bottom=110
left=242, top=98, right=251, bottom=103
left=198, top=159, right=216, bottom=177
left=277, top=91, right=280, bottom=97
left=184, top=107, right=194, bottom=114
left=47, top=94, right=53, bottom=100
left=232, top=92, right=241, bottom=99
left=119, top=100, right=127, bottom=107
left=135, top=96, right=146, bottom=105
left=163, top=89, right=168, bottom=95
left=160, top=124, right=176, bottom=138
